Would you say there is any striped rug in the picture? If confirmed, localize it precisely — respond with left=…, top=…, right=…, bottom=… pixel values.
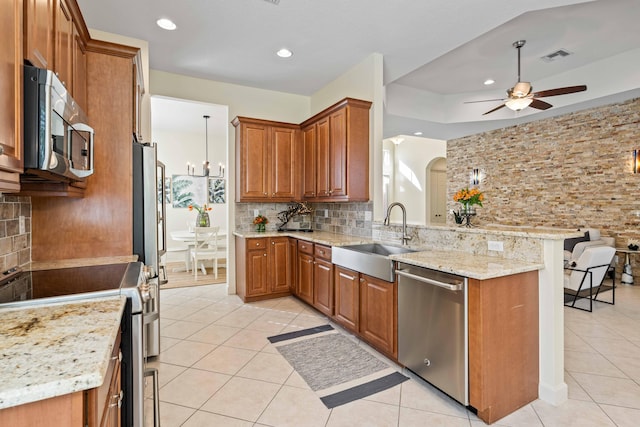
left=268, top=325, right=409, bottom=408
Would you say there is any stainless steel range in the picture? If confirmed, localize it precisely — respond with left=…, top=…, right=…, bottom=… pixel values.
left=0, top=261, right=157, bottom=427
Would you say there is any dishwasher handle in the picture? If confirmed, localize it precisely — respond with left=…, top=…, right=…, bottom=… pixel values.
left=395, top=268, right=464, bottom=291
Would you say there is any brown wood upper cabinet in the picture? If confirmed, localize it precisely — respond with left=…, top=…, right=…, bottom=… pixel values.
left=24, top=0, right=54, bottom=69
left=232, top=117, right=298, bottom=202
left=300, top=98, right=372, bottom=202
left=0, top=0, right=24, bottom=192
left=24, top=0, right=89, bottom=111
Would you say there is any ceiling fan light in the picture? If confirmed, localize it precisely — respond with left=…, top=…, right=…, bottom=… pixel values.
left=505, top=97, right=533, bottom=111
left=512, top=82, right=531, bottom=97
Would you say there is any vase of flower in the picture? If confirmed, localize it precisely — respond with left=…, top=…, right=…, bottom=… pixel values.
left=253, top=214, right=268, bottom=232
left=189, top=203, right=212, bottom=227
left=453, top=187, right=484, bottom=227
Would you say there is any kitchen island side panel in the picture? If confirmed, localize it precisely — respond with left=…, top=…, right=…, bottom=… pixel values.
left=468, top=270, right=539, bottom=424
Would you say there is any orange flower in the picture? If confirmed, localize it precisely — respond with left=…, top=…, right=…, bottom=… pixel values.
left=453, top=187, right=484, bottom=207
left=253, top=215, right=268, bottom=225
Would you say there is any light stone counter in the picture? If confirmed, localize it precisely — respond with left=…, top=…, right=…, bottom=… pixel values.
left=390, top=249, right=544, bottom=280
left=234, top=230, right=545, bottom=279
left=27, top=255, right=139, bottom=271
left=0, top=296, right=126, bottom=409
left=233, top=230, right=373, bottom=247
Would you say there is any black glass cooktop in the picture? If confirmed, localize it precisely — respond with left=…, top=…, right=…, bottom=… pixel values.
left=0, top=263, right=129, bottom=305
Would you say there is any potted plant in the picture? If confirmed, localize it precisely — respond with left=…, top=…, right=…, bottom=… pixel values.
left=189, top=203, right=212, bottom=227
left=253, top=214, right=268, bottom=232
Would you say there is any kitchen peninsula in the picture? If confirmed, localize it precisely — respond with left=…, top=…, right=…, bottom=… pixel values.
left=0, top=297, right=125, bottom=425
left=234, top=224, right=580, bottom=423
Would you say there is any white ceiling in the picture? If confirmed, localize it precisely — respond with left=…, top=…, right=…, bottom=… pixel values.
left=76, top=0, right=640, bottom=140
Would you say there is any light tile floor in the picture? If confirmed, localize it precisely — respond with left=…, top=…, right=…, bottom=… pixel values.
left=144, top=281, right=640, bottom=426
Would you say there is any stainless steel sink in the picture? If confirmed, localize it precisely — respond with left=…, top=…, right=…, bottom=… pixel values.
left=332, top=243, right=416, bottom=282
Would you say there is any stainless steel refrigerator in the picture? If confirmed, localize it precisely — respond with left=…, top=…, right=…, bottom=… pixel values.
left=133, top=139, right=165, bottom=357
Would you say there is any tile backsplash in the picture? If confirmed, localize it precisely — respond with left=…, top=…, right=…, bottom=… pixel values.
left=0, top=195, right=31, bottom=271
left=235, top=201, right=373, bottom=237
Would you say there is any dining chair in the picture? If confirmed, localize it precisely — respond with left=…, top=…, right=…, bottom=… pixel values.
left=190, top=226, right=221, bottom=279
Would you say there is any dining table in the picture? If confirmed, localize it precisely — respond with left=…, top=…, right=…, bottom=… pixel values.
left=169, top=229, right=227, bottom=273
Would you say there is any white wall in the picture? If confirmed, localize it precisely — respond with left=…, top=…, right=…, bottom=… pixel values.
left=309, top=53, right=385, bottom=220
left=384, top=136, right=447, bottom=224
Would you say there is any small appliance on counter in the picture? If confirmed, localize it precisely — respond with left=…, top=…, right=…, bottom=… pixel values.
left=277, top=202, right=314, bottom=232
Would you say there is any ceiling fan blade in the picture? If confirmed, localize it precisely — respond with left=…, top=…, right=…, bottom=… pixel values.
left=533, top=85, right=587, bottom=98
left=483, top=103, right=507, bottom=115
left=464, top=98, right=505, bottom=104
left=529, top=98, right=553, bottom=110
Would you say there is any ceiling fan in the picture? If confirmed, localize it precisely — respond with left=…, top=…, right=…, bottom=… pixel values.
left=467, top=40, right=587, bottom=115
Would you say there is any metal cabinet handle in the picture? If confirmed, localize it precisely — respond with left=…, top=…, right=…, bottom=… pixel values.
left=395, top=269, right=464, bottom=291
left=272, top=241, right=275, bottom=245
left=263, top=253, right=267, bottom=257
left=111, top=351, right=122, bottom=362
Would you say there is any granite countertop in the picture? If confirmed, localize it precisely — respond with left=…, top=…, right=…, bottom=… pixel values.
left=0, top=296, right=126, bottom=409
left=234, top=229, right=545, bottom=279
left=27, top=255, right=139, bottom=272
left=233, top=230, right=373, bottom=247
left=390, top=250, right=544, bottom=280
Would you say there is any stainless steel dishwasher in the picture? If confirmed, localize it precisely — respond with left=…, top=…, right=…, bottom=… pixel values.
left=396, top=262, right=468, bottom=405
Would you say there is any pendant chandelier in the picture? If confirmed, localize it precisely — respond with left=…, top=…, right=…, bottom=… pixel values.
left=186, top=115, right=224, bottom=178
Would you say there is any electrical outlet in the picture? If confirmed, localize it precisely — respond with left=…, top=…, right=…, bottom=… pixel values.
left=253, top=209, right=259, bottom=217
left=488, top=240, right=504, bottom=251
left=364, top=211, right=372, bottom=221
left=19, top=216, right=25, bottom=234
left=323, top=209, right=329, bottom=217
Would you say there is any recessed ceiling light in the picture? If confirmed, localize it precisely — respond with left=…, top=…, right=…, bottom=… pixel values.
left=484, top=79, right=495, bottom=85
left=156, top=18, right=177, bottom=31
left=413, top=131, right=423, bottom=136
left=276, top=48, right=293, bottom=58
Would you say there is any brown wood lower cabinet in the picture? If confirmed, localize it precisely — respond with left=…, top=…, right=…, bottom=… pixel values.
left=333, top=265, right=359, bottom=333
left=332, top=266, right=397, bottom=359
left=235, top=236, right=293, bottom=302
left=295, top=240, right=314, bottom=304
left=312, top=245, right=333, bottom=316
left=359, top=274, right=397, bottom=358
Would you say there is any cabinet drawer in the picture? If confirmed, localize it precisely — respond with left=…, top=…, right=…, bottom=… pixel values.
left=247, top=238, right=267, bottom=249
left=298, top=240, right=314, bottom=255
left=314, top=245, right=332, bottom=261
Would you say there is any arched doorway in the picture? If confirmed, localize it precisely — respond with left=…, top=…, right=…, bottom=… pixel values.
left=426, top=157, right=447, bottom=224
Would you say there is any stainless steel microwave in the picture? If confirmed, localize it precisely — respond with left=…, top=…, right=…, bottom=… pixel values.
left=23, top=65, right=94, bottom=181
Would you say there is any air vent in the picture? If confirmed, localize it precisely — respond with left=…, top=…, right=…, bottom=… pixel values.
left=541, top=49, right=572, bottom=62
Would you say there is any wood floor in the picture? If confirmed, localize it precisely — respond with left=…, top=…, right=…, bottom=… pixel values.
left=161, top=261, right=227, bottom=289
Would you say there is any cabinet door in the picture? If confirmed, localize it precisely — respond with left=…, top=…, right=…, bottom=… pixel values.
left=54, top=0, right=73, bottom=89
left=313, top=258, right=333, bottom=316
left=297, top=252, right=314, bottom=305
left=72, top=27, right=87, bottom=111
left=0, top=0, right=23, bottom=182
left=334, top=266, right=359, bottom=333
left=269, top=237, right=291, bottom=293
left=24, top=0, right=54, bottom=69
left=328, top=108, right=347, bottom=197
left=315, top=117, right=330, bottom=198
left=288, top=238, right=298, bottom=293
left=246, top=248, right=269, bottom=296
left=270, top=126, right=297, bottom=199
left=301, top=124, right=316, bottom=199
left=360, top=274, right=396, bottom=357
left=239, top=123, right=269, bottom=199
